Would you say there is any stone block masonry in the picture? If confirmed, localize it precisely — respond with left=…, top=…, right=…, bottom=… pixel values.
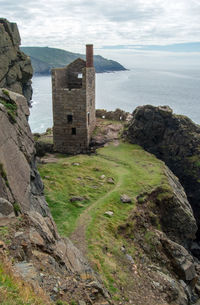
left=52, top=45, right=96, bottom=154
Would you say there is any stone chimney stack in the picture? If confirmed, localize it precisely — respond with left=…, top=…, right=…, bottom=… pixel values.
left=86, top=44, right=93, bottom=67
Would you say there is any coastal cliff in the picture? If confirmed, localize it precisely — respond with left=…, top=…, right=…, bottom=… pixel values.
left=1, top=19, right=200, bottom=305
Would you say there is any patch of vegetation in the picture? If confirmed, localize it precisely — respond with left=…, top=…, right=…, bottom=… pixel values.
left=0, top=227, right=9, bottom=239
left=0, top=227, right=11, bottom=246
left=187, top=155, right=200, bottom=168
left=144, top=230, right=155, bottom=246
left=56, top=301, right=69, bottom=305
left=2, top=89, right=10, bottom=97
left=0, top=96, right=17, bottom=124
left=0, top=259, right=51, bottom=305
left=13, top=203, right=21, bottom=216
left=0, top=163, right=9, bottom=187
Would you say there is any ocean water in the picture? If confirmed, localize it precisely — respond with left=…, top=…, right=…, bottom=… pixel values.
left=29, top=67, right=200, bottom=133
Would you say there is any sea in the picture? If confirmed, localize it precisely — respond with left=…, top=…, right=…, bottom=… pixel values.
left=29, top=50, right=200, bottom=133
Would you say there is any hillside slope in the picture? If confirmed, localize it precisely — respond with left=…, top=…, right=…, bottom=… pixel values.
left=21, top=46, right=127, bottom=74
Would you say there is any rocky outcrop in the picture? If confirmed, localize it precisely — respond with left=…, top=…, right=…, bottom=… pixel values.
left=126, top=105, right=200, bottom=242
left=0, top=19, right=33, bottom=104
left=139, top=167, right=197, bottom=248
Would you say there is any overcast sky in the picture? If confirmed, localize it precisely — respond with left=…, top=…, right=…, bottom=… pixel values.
left=1, top=0, right=200, bottom=52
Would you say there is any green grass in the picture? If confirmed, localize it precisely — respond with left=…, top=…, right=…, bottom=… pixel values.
left=0, top=163, right=9, bottom=187
left=38, top=153, right=115, bottom=236
left=39, top=142, right=167, bottom=298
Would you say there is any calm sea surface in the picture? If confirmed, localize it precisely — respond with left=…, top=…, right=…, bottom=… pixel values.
left=29, top=67, right=200, bottom=133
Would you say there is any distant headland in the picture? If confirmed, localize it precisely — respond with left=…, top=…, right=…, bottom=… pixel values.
left=21, top=46, right=127, bottom=75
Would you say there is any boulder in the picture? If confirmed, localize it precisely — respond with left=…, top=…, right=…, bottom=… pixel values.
left=70, top=196, right=85, bottom=202
left=120, top=194, right=132, bottom=203
left=0, top=197, right=14, bottom=217
left=161, top=237, right=197, bottom=281
left=104, top=211, right=114, bottom=217
left=107, top=178, right=115, bottom=184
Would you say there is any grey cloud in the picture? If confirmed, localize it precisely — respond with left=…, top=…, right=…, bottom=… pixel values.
left=0, top=0, right=199, bottom=50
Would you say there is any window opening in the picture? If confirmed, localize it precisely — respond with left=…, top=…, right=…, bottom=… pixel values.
left=67, top=114, right=73, bottom=123
left=72, top=128, right=76, bottom=135
left=78, top=73, right=82, bottom=79
left=88, top=112, right=90, bottom=125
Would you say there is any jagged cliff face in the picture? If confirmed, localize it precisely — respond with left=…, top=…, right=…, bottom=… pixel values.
left=0, top=19, right=33, bottom=104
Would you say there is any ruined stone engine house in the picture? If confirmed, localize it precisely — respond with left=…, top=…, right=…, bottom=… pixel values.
left=52, top=44, right=96, bottom=154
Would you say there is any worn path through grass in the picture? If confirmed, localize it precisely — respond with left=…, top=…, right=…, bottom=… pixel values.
left=69, top=155, right=128, bottom=255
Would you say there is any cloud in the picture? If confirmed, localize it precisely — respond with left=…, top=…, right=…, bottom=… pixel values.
left=0, top=0, right=199, bottom=51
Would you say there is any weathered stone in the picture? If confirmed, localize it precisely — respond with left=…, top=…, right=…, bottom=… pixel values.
left=120, top=194, right=132, bottom=203
left=15, top=231, right=24, bottom=238
left=70, top=196, right=85, bottom=202
left=78, top=301, right=86, bottom=305
left=52, top=47, right=96, bottom=154
left=125, top=254, right=134, bottom=264
left=104, top=211, right=114, bottom=217
left=0, top=197, right=14, bottom=216
left=29, top=228, right=45, bottom=246
left=107, top=178, right=115, bottom=184
left=161, top=238, right=197, bottom=281
left=15, top=262, right=39, bottom=282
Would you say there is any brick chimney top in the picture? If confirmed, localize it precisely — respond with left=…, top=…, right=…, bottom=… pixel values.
left=86, top=44, right=93, bottom=68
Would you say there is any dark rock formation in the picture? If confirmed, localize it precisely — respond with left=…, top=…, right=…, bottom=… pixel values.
left=0, top=19, right=33, bottom=104
left=142, top=167, right=197, bottom=248
left=126, top=105, right=200, bottom=242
